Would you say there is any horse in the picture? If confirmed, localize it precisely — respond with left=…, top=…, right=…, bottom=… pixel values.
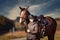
left=0, top=15, right=15, bottom=35
left=19, top=6, right=57, bottom=40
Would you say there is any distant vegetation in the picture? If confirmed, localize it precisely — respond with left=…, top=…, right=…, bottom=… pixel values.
left=0, top=15, right=15, bottom=35
left=55, top=18, right=60, bottom=20
left=0, top=16, right=60, bottom=40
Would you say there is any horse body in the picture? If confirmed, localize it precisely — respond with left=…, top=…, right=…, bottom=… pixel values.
left=44, top=17, right=57, bottom=40
left=19, top=6, right=57, bottom=40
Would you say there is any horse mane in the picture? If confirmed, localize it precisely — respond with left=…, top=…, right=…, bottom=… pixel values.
left=27, top=11, right=31, bottom=16
left=25, top=11, right=31, bottom=24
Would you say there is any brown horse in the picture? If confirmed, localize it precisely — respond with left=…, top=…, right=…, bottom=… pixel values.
left=19, top=6, right=57, bottom=40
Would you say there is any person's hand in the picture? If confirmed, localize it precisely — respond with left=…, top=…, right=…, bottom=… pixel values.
left=27, top=29, right=30, bottom=32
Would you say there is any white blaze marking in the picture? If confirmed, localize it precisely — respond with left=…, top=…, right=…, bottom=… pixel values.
left=19, top=11, right=24, bottom=23
left=19, top=18, right=22, bottom=23
left=21, top=11, right=24, bottom=16
left=19, top=11, right=25, bottom=23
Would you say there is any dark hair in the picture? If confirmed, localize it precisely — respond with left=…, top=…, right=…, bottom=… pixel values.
left=39, top=15, right=45, bottom=19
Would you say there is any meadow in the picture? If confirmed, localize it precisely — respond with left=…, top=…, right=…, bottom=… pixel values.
left=0, top=20, right=60, bottom=40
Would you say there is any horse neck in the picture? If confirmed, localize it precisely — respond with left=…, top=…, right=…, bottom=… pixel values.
left=27, top=11, right=31, bottom=16
left=25, top=11, right=31, bottom=23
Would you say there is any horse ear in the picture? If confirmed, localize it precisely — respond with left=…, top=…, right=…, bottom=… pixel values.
left=26, top=6, right=29, bottom=10
left=19, top=6, right=22, bottom=9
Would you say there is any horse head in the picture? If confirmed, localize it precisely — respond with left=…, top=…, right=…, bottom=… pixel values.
left=19, top=6, right=30, bottom=24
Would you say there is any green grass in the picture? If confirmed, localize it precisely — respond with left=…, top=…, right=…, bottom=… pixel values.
left=0, top=26, right=59, bottom=40
left=41, top=34, right=60, bottom=40
left=0, top=35, right=11, bottom=40
left=0, top=33, right=60, bottom=40
left=55, top=34, right=60, bottom=40
left=0, top=34, right=26, bottom=40
left=40, top=34, right=60, bottom=40
left=57, top=26, right=60, bottom=30
left=0, top=22, right=60, bottom=40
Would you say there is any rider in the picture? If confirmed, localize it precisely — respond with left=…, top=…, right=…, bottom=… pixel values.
left=27, top=15, right=40, bottom=40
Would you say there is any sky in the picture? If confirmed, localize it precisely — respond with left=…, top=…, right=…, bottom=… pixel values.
left=0, top=0, right=60, bottom=20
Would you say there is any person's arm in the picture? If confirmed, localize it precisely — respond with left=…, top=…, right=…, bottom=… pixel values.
left=27, top=24, right=30, bottom=33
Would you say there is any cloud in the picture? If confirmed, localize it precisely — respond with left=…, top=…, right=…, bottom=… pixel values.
left=29, top=5, right=41, bottom=10
left=29, top=5, right=41, bottom=15
left=7, top=5, right=41, bottom=19
left=45, top=13, right=60, bottom=18
left=7, top=0, right=60, bottom=19
left=44, top=9, right=60, bottom=18
left=0, top=0, right=60, bottom=20
left=7, top=5, right=20, bottom=20
left=41, top=0, right=60, bottom=14
left=0, top=0, right=19, bottom=17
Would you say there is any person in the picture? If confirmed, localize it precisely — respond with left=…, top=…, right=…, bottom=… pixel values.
left=27, top=15, right=40, bottom=40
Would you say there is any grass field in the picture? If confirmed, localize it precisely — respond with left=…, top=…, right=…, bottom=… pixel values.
left=40, top=33, right=60, bottom=40
left=0, top=31, right=60, bottom=40
left=0, top=20, right=60, bottom=40
left=56, top=20, right=60, bottom=30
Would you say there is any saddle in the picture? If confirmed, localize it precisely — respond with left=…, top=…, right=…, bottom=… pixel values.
left=38, top=19, right=48, bottom=38
left=40, top=24, right=46, bottom=38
